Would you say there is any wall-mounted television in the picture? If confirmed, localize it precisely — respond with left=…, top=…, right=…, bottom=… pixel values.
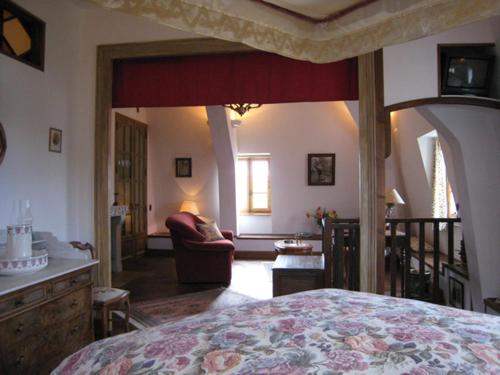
left=440, top=45, right=495, bottom=97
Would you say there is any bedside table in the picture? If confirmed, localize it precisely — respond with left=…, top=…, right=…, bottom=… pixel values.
left=272, top=254, right=324, bottom=297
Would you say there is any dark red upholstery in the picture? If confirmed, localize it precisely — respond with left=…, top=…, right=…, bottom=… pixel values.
left=166, top=212, right=235, bottom=284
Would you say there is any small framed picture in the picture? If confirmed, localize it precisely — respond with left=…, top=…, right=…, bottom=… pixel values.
left=49, top=128, right=62, bottom=153
left=175, top=158, right=192, bottom=177
left=449, top=276, right=464, bottom=309
left=308, top=153, right=335, bottom=186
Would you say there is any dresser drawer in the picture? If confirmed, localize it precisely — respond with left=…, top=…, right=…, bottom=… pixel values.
left=52, top=269, right=91, bottom=295
left=0, top=286, right=91, bottom=343
left=0, top=284, right=48, bottom=318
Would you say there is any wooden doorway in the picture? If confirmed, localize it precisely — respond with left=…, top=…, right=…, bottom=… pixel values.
left=115, top=113, right=147, bottom=258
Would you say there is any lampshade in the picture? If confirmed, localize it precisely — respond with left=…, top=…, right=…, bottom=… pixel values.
left=179, top=200, right=200, bottom=215
left=385, top=189, right=405, bottom=205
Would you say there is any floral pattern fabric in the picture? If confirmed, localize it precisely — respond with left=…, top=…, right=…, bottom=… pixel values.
left=53, top=289, right=500, bottom=374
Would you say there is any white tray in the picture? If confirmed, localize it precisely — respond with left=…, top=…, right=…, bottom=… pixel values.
left=0, top=250, right=48, bottom=276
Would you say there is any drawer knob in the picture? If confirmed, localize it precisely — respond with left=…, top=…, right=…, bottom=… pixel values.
left=70, top=279, right=77, bottom=286
left=14, top=299, right=24, bottom=308
left=70, top=299, right=78, bottom=308
left=71, top=325, right=79, bottom=334
left=15, top=323, right=24, bottom=335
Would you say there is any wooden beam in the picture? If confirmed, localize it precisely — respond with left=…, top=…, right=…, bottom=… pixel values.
left=94, top=39, right=255, bottom=286
left=358, top=49, right=386, bottom=294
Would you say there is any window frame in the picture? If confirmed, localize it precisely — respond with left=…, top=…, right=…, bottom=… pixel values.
left=237, top=154, right=271, bottom=215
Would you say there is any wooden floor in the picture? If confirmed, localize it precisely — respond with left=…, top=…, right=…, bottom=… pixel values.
left=112, top=254, right=273, bottom=303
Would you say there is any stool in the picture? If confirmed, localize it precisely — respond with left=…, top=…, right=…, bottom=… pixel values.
left=93, top=287, right=130, bottom=338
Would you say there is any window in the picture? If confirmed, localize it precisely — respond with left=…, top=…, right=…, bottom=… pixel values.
left=237, top=155, right=271, bottom=214
left=1, top=0, right=45, bottom=70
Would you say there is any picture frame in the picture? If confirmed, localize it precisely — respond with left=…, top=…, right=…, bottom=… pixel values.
left=308, top=153, right=335, bottom=186
left=48, top=128, right=62, bottom=153
left=175, top=157, right=192, bottom=177
left=449, top=276, right=464, bottom=309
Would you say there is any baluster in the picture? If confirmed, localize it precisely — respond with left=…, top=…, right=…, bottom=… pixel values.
left=433, top=221, right=441, bottom=302
left=448, top=220, right=454, bottom=266
left=323, top=218, right=333, bottom=288
left=419, top=222, right=426, bottom=299
left=334, top=228, right=345, bottom=289
left=403, top=222, right=411, bottom=298
left=347, top=228, right=355, bottom=290
left=390, top=222, right=397, bottom=296
left=353, top=227, right=360, bottom=291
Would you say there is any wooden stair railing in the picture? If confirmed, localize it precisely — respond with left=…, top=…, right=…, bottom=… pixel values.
left=323, top=218, right=361, bottom=291
left=322, top=217, right=462, bottom=303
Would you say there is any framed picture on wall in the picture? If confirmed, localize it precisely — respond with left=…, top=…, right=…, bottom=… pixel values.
left=449, top=276, right=464, bottom=309
left=175, top=157, right=192, bottom=177
left=48, top=128, right=62, bottom=153
left=308, top=153, right=335, bottom=186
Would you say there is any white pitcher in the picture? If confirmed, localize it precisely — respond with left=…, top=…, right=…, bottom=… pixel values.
left=6, top=224, right=32, bottom=259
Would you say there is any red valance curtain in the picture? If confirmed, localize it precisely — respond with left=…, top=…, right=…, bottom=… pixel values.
left=112, top=52, right=358, bottom=108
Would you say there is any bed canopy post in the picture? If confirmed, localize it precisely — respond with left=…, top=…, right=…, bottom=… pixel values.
left=358, top=49, right=386, bottom=294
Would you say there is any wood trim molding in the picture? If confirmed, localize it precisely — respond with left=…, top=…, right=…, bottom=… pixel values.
left=95, top=38, right=255, bottom=286
left=385, top=96, right=500, bottom=113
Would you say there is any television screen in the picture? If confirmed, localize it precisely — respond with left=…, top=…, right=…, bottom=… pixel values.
left=446, top=57, right=489, bottom=89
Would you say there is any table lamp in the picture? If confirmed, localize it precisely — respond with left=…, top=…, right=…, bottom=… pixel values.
left=179, top=200, right=200, bottom=215
left=385, top=188, right=405, bottom=218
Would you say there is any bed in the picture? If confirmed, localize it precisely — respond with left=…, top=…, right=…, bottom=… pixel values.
left=53, top=289, right=500, bottom=374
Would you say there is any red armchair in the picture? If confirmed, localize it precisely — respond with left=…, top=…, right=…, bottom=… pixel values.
left=166, top=212, right=235, bottom=284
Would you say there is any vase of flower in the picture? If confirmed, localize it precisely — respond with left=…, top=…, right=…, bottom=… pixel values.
left=306, top=206, right=337, bottom=234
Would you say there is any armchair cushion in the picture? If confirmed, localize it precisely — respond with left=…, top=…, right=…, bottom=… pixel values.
left=196, top=221, right=225, bottom=241
left=166, top=212, right=205, bottom=242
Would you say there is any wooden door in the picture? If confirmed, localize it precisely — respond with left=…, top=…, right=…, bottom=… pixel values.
left=115, top=113, right=147, bottom=259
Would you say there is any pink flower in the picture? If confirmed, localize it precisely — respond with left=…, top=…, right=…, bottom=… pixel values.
left=250, top=306, right=282, bottom=316
left=277, top=318, right=311, bottom=334
left=98, top=357, right=133, bottom=375
left=434, top=342, right=458, bottom=354
left=326, top=350, right=368, bottom=372
left=202, top=350, right=241, bottom=373
left=345, top=335, right=389, bottom=355
left=144, top=335, right=198, bottom=360
left=169, top=356, right=190, bottom=371
left=388, top=327, right=415, bottom=342
left=59, top=345, right=96, bottom=374
left=468, top=343, right=500, bottom=366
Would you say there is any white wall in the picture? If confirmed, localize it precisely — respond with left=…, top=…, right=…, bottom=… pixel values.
left=236, top=101, right=360, bottom=234
left=0, top=0, right=82, bottom=239
left=384, top=18, right=497, bottom=106
left=146, top=107, right=219, bottom=233
left=416, top=105, right=500, bottom=310
left=0, top=0, right=201, bottom=243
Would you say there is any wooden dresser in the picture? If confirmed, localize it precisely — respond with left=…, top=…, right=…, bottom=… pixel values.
left=0, top=258, right=98, bottom=374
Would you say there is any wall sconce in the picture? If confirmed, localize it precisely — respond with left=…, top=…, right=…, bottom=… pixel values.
left=385, top=188, right=405, bottom=217
left=224, top=103, right=261, bottom=128
left=224, top=103, right=261, bottom=117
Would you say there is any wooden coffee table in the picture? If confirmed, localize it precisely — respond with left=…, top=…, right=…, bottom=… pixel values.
left=272, top=254, right=324, bottom=297
left=274, top=240, right=313, bottom=255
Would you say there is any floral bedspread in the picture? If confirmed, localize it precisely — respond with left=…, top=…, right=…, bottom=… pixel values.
left=53, top=289, right=500, bottom=374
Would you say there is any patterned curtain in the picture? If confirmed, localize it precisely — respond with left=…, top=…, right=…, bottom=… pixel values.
left=432, top=138, right=447, bottom=228
left=432, top=138, right=457, bottom=229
